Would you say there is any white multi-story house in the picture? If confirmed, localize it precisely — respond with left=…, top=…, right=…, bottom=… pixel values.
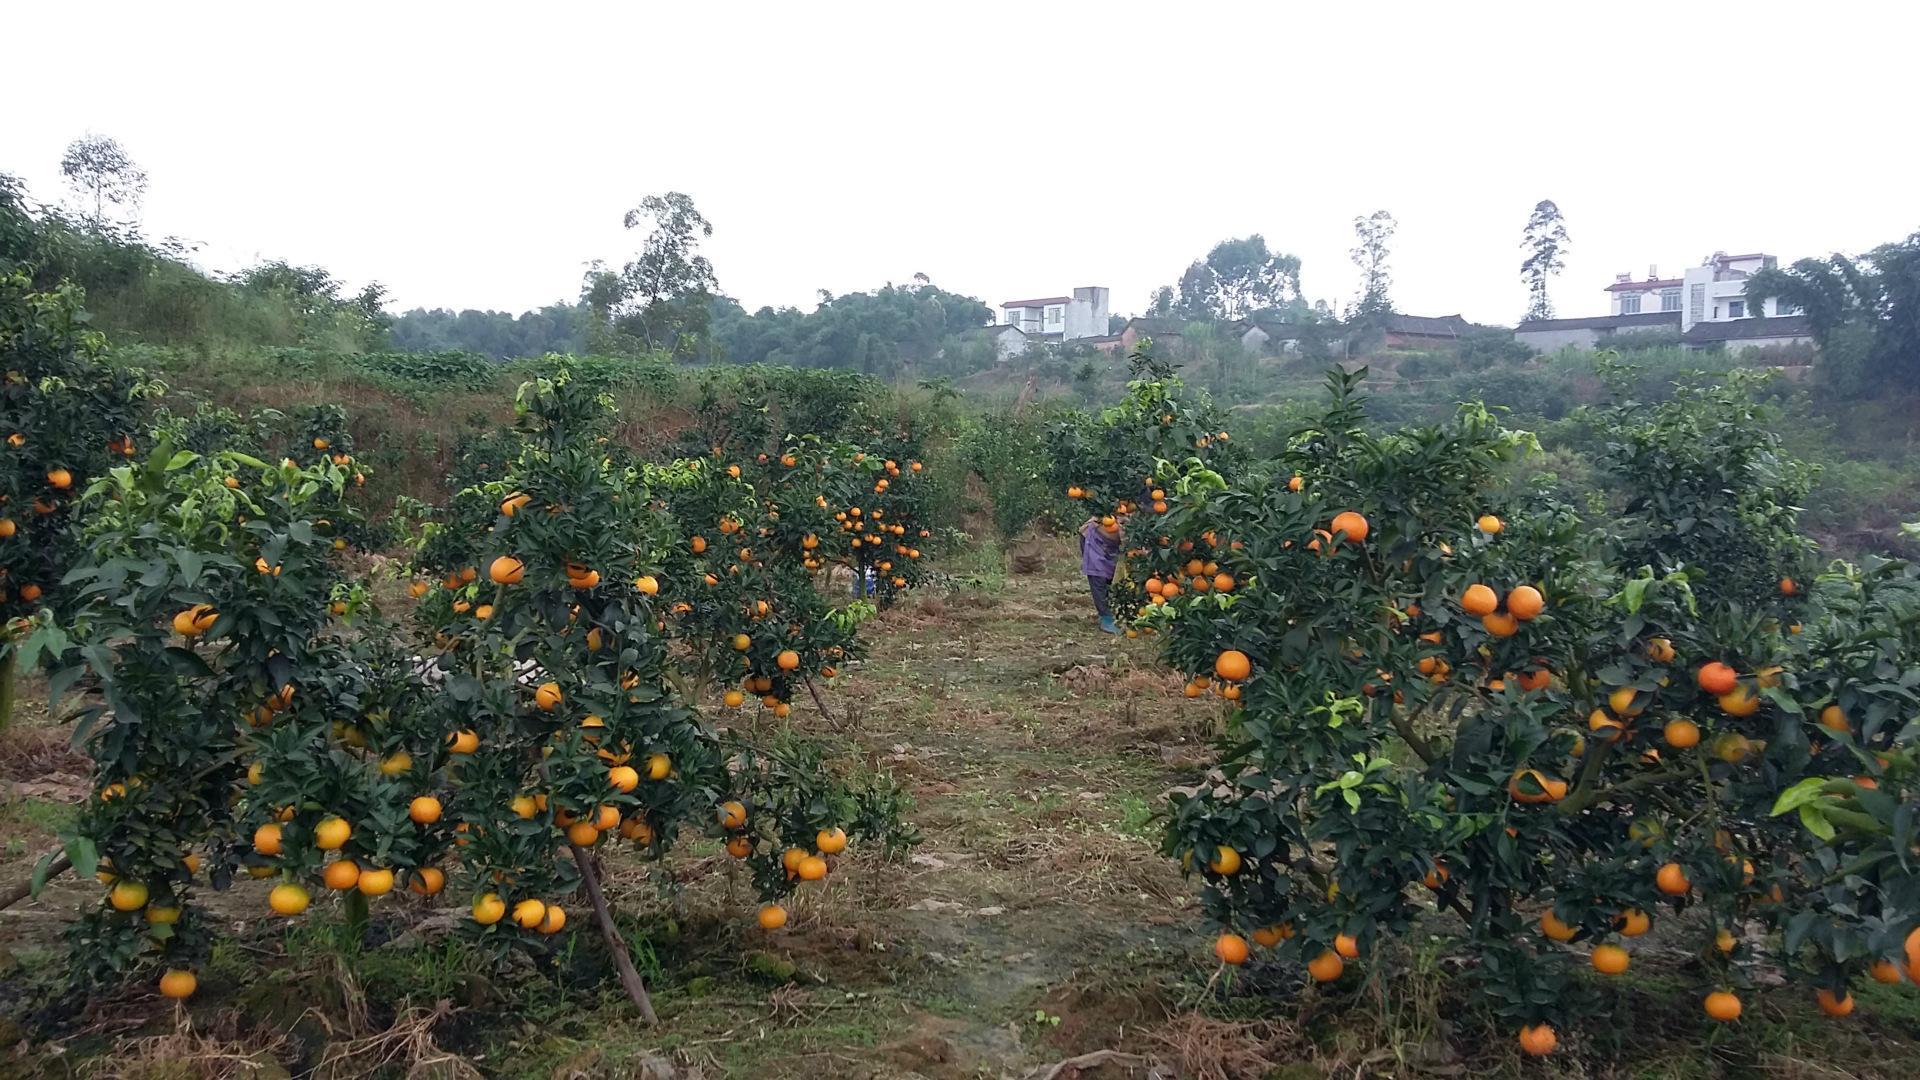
left=1518, top=251, right=1813, bottom=353
left=1000, top=286, right=1110, bottom=342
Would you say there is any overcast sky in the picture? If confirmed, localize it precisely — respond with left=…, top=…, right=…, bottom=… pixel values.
left=6, top=2, right=1915, bottom=327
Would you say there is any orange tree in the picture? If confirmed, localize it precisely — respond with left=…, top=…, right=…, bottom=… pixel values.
left=1045, top=352, right=1240, bottom=623
left=32, top=445, right=361, bottom=995
left=403, top=368, right=912, bottom=1018
left=1126, top=368, right=1920, bottom=1054
left=0, top=272, right=160, bottom=726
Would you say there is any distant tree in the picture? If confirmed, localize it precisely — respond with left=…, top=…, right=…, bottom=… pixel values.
left=912, top=272, right=931, bottom=286
left=1175, top=260, right=1220, bottom=319
left=59, top=135, right=147, bottom=231
left=232, top=260, right=389, bottom=350
left=1745, top=231, right=1920, bottom=395
left=588, top=192, right=719, bottom=359
left=1348, top=210, right=1397, bottom=323
left=1519, top=200, right=1571, bottom=322
left=1205, top=235, right=1302, bottom=319
left=1146, top=286, right=1176, bottom=319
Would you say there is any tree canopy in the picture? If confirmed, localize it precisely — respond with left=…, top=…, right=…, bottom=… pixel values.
left=1745, top=230, right=1920, bottom=394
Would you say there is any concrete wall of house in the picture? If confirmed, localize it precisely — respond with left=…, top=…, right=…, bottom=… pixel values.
left=1064, top=287, right=1109, bottom=340
left=1516, top=327, right=1603, bottom=352
left=1686, top=334, right=1815, bottom=353
left=993, top=329, right=1029, bottom=361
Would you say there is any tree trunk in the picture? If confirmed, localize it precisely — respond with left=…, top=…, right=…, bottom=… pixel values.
left=0, top=647, right=16, bottom=735
left=0, top=849, right=70, bottom=912
left=569, top=843, right=658, bottom=1024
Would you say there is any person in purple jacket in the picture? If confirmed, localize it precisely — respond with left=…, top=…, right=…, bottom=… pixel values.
left=1079, top=516, right=1123, bottom=633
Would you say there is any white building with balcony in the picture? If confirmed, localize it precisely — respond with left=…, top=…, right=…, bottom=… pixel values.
left=1518, top=251, right=1812, bottom=353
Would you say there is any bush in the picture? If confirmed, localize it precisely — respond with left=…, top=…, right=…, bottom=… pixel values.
left=1072, top=366, right=1920, bottom=1054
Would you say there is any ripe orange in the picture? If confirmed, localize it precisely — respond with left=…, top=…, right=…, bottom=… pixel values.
left=1715, top=928, right=1736, bottom=954
left=512, top=899, right=547, bottom=929
left=254, top=823, right=284, bottom=856
left=723, top=689, right=745, bottom=708
left=409, top=867, right=447, bottom=896
left=1251, top=924, right=1292, bottom=947
left=1646, top=637, right=1677, bottom=663
left=314, top=816, right=351, bottom=851
left=1869, top=959, right=1904, bottom=984
left=471, top=892, right=506, bottom=925
left=732, top=633, right=751, bottom=651
left=1517, top=1023, right=1556, bottom=1057
left=1656, top=862, right=1691, bottom=896
left=1816, top=988, right=1854, bottom=1016
left=758, top=903, right=788, bottom=930
left=797, top=855, right=829, bottom=881
left=1703, top=990, right=1742, bottom=1022
left=448, top=729, right=480, bottom=753
left=609, top=765, right=640, bottom=792
left=268, top=883, right=311, bottom=915
left=1663, top=719, right=1700, bottom=748
left=1208, top=846, right=1242, bottom=875
left=776, top=649, right=800, bottom=671
left=534, top=682, right=563, bottom=710
left=1718, top=687, right=1760, bottom=717
left=109, top=880, right=149, bottom=912
left=46, top=467, right=72, bottom=490
left=1591, top=943, right=1630, bottom=975
left=1779, top=576, right=1798, bottom=596
left=1333, top=933, right=1360, bottom=959
left=1818, top=705, right=1848, bottom=733
left=1287, top=474, right=1303, bottom=492
left=1477, top=514, right=1504, bottom=535
left=567, top=820, right=601, bottom=846
left=1616, top=908, right=1651, bottom=936
left=719, top=800, right=748, bottom=830
left=816, top=827, right=848, bottom=854
left=1539, top=911, right=1577, bottom=942
left=1696, top=662, right=1739, bottom=695
left=1214, top=650, right=1251, bottom=682
left=1330, top=511, right=1369, bottom=542
left=322, top=859, right=361, bottom=890
left=1506, top=585, right=1544, bottom=621
left=539, top=905, right=567, bottom=934
left=1306, top=950, right=1344, bottom=982
left=646, top=753, right=671, bottom=780
left=158, top=969, right=198, bottom=999
left=1608, top=685, right=1643, bottom=717
left=1214, top=933, right=1250, bottom=965
left=1213, top=572, right=1234, bottom=592
left=357, top=868, right=395, bottom=896
left=1461, top=583, right=1498, bottom=616
left=1482, top=612, right=1518, bottom=638
left=409, top=796, right=442, bottom=824
left=488, top=556, right=525, bottom=584
left=726, top=836, right=753, bottom=858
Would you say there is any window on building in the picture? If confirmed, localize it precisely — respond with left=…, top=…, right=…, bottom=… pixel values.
left=1728, top=300, right=1745, bottom=318
left=1690, top=284, right=1706, bottom=322
left=1619, top=295, right=1641, bottom=314
left=1775, top=298, right=1800, bottom=316
left=1044, top=305, right=1063, bottom=325
left=1661, top=288, right=1681, bottom=311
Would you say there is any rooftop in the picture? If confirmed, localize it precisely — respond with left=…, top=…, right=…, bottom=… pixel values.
left=1606, top=278, right=1684, bottom=293
left=1682, top=315, right=1812, bottom=343
left=1517, top=312, right=1681, bottom=332
left=1001, top=296, right=1073, bottom=308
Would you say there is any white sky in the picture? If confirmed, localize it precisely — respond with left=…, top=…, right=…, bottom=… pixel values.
left=6, top=1, right=1916, bottom=327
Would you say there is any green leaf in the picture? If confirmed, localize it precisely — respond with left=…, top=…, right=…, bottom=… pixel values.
left=1770, top=777, right=1829, bottom=816
left=1799, top=804, right=1837, bottom=842
left=165, top=450, right=201, bottom=472
left=64, top=835, right=99, bottom=879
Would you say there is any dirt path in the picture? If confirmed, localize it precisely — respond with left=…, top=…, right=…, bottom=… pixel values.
left=631, top=544, right=1222, bottom=1078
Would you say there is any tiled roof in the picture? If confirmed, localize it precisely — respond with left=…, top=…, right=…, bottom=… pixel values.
left=1002, top=296, right=1072, bottom=308
left=1517, top=312, right=1681, bottom=332
left=1387, top=314, right=1472, bottom=337
left=1606, top=278, right=1684, bottom=293
left=1682, top=315, right=1813, bottom=343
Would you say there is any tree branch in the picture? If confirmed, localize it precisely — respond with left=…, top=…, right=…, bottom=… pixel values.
left=569, top=842, right=658, bottom=1024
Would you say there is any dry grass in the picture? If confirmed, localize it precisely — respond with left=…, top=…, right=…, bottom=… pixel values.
left=1142, top=1012, right=1308, bottom=1080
